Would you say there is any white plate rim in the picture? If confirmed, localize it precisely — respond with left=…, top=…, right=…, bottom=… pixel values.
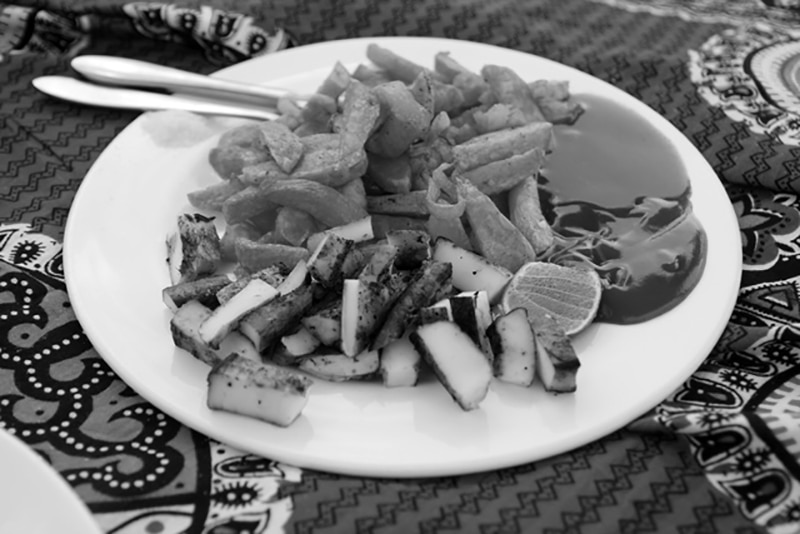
left=63, top=36, right=742, bottom=478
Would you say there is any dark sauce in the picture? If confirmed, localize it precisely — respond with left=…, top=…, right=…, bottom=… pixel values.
left=540, top=93, right=708, bottom=324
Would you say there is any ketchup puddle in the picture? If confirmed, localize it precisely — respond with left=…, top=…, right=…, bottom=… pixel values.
left=540, top=93, right=708, bottom=325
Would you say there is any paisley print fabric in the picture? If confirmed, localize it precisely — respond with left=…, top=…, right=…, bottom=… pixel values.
left=733, top=188, right=800, bottom=275
left=6, top=0, right=800, bottom=533
left=689, top=25, right=800, bottom=148
left=120, top=2, right=292, bottom=64
left=0, top=1, right=290, bottom=63
left=589, top=0, right=800, bottom=28
left=0, top=224, right=299, bottom=534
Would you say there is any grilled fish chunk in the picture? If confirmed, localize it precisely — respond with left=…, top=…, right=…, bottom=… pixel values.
left=410, top=320, right=492, bottom=410
left=207, top=353, right=313, bottom=427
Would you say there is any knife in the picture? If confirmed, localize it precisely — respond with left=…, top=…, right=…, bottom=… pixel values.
left=32, top=76, right=279, bottom=120
left=70, top=55, right=306, bottom=107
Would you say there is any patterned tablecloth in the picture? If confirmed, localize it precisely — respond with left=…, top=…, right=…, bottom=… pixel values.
left=3, top=0, right=800, bottom=533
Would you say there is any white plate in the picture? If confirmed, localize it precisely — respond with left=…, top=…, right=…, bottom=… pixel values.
left=0, top=429, right=102, bottom=534
left=64, top=37, right=741, bottom=478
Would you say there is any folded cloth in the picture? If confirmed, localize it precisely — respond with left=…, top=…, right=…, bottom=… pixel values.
left=0, top=1, right=292, bottom=64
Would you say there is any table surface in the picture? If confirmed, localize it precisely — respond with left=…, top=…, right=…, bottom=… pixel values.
left=2, top=1, right=799, bottom=533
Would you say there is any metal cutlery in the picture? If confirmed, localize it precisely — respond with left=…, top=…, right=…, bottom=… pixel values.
left=32, top=55, right=309, bottom=119
left=70, top=55, right=305, bottom=106
left=32, top=76, right=280, bottom=120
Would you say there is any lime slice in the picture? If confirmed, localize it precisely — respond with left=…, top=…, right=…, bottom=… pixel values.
left=500, top=262, right=602, bottom=336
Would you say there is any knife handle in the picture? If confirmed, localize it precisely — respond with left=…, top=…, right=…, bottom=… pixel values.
left=32, top=76, right=279, bottom=121
left=71, top=55, right=304, bottom=107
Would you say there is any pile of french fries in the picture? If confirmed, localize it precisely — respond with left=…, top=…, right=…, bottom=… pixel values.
left=163, top=44, right=586, bottom=426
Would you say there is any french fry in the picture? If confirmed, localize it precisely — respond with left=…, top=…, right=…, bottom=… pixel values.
left=295, top=93, right=338, bottom=137
left=457, top=177, right=536, bottom=273
left=427, top=215, right=472, bottom=252
left=481, top=64, right=546, bottom=122
left=410, top=71, right=435, bottom=118
left=529, top=79, right=584, bottom=124
left=366, top=81, right=432, bottom=158
left=274, top=206, right=320, bottom=247
left=428, top=111, right=451, bottom=141
left=425, top=163, right=472, bottom=251
left=220, top=222, right=262, bottom=261
left=425, top=163, right=464, bottom=219
left=298, top=132, right=341, bottom=151
left=316, top=61, right=351, bottom=99
left=290, top=133, right=369, bottom=187
left=351, top=64, right=392, bottom=87
left=461, top=147, right=547, bottom=195
left=473, top=103, right=528, bottom=134
left=275, top=114, right=301, bottom=131
left=336, top=176, right=368, bottom=210
left=275, top=96, right=303, bottom=130
left=209, top=144, right=271, bottom=181
left=276, top=97, right=303, bottom=117
left=407, top=137, right=453, bottom=184
left=365, top=152, right=412, bottom=194
left=256, top=230, right=286, bottom=245
left=248, top=208, right=280, bottom=235
left=536, top=99, right=584, bottom=125
left=508, top=174, right=554, bottom=254
left=433, top=51, right=470, bottom=83
left=451, top=71, right=489, bottom=108
left=187, top=178, right=247, bottom=211
left=218, top=123, right=262, bottom=147
left=234, top=237, right=310, bottom=272
left=366, top=191, right=429, bottom=217
left=209, top=123, right=270, bottom=179
left=443, top=119, right=478, bottom=145
left=432, top=51, right=490, bottom=108
left=529, top=79, right=569, bottom=99
left=260, top=179, right=369, bottom=227
left=332, top=81, right=382, bottom=147
left=239, top=158, right=290, bottom=187
left=221, top=185, right=280, bottom=225
left=366, top=43, right=433, bottom=84
left=257, top=121, right=304, bottom=173
left=365, top=46, right=461, bottom=113
left=432, top=82, right=465, bottom=114
left=451, top=121, right=553, bottom=171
